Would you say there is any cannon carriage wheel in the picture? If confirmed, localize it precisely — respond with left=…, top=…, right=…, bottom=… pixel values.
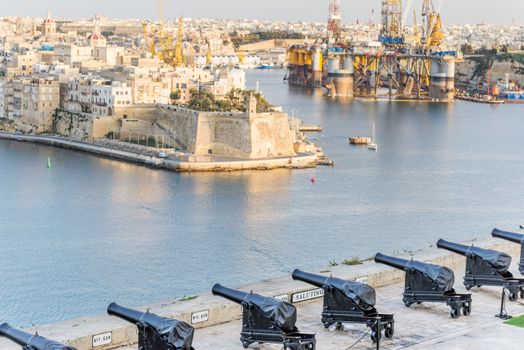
left=462, top=302, right=472, bottom=316
left=450, top=307, right=460, bottom=319
left=384, top=321, right=394, bottom=339
left=370, top=328, right=381, bottom=343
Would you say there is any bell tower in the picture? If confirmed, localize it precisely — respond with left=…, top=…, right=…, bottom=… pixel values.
left=247, top=94, right=257, bottom=117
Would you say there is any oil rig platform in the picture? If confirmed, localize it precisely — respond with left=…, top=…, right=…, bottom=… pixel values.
left=287, top=0, right=461, bottom=102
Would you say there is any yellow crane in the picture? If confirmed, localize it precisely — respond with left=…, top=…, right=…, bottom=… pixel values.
left=173, top=17, right=185, bottom=67
left=142, top=21, right=156, bottom=57
left=206, top=41, right=212, bottom=65
left=422, top=0, right=444, bottom=48
left=413, top=10, right=421, bottom=44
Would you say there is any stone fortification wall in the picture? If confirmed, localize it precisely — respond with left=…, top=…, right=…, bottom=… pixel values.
left=156, top=105, right=199, bottom=152
left=156, top=105, right=296, bottom=159
left=250, top=112, right=295, bottom=158
left=196, top=112, right=252, bottom=157
left=92, top=117, right=120, bottom=139
left=52, top=110, right=120, bottom=140
left=114, top=105, right=157, bottom=121
left=52, top=110, right=93, bottom=140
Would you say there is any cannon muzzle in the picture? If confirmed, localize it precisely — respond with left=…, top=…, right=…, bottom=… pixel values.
left=107, top=303, right=170, bottom=333
left=292, top=269, right=329, bottom=288
left=436, top=239, right=470, bottom=256
left=212, top=284, right=250, bottom=304
left=492, top=228, right=524, bottom=244
left=374, top=253, right=410, bottom=270
left=0, top=323, right=76, bottom=350
left=107, top=302, right=151, bottom=326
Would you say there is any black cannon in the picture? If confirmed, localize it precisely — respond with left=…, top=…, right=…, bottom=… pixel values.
left=292, top=269, right=394, bottom=344
left=107, top=303, right=195, bottom=350
left=437, top=239, right=524, bottom=319
left=436, top=239, right=524, bottom=297
left=374, top=253, right=472, bottom=319
left=492, top=228, right=524, bottom=275
left=212, top=284, right=315, bottom=350
left=0, top=323, right=77, bottom=350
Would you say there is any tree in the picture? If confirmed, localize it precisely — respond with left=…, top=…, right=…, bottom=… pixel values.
left=461, top=44, right=474, bottom=55
left=184, top=89, right=272, bottom=113
left=170, top=90, right=182, bottom=104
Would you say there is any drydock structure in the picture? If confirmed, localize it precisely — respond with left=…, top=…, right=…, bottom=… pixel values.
left=287, top=0, right=460, bottom=101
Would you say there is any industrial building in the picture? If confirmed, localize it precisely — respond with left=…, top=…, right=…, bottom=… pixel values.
left=287, top=0, right=460, bottom=101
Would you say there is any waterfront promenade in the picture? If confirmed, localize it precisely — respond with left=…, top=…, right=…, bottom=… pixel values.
left=0, top=132, right=317, bottom=172
left=1, top=237, right=523, bottom=350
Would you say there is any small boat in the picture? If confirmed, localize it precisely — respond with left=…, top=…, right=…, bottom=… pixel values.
left=349, top=136, right=371, bottom=145
left=368, top=122, right=378, bottom=151
left=257, top=64, right=274, bottom=70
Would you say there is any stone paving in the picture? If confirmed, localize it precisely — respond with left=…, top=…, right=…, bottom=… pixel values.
left=173, top=277, right=524, bottom=350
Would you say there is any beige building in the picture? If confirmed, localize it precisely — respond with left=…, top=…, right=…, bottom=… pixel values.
left=1, top=52, right=39, bottom=78
left=65, top=76, right=132, bottom=116
left=54, top=44, right=93, bottom=67
left=0, top=77, right=60, bottom=132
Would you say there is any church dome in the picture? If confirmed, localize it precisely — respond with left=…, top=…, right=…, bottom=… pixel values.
left=43, top=13, right=55, bottom=25
left=88, top=32, right=105, bottom=40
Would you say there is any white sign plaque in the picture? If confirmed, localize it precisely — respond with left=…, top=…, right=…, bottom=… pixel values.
left=356, top=276, right=369, bottom=284
left=191, top=310, right=209, bottom=324
left=292, top=288, right=324, bottom=303
left=92, top=332, right=112, bottom=347
left=273, top=294, right=289, bottom=302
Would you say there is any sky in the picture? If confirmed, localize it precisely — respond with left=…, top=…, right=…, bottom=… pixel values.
left=1, top=0, right=523, bottom=25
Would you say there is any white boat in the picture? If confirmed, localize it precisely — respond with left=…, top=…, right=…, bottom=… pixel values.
left=368, top=122, right=378, bottom=151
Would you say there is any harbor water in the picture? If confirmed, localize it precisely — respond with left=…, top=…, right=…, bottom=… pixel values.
left=1, top=69, right=524, bottom=326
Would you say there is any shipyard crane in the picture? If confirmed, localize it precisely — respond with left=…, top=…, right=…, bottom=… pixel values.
left=142, top=21, right=156, bottom=57
left=206, top=41, right=212, bottom=66
left=421, top=0, right=444, bottom=48
left=412, top=10, right=421, bottom=44
left=173, top=17, right=185, bottom=67
left=156, top=0, right=175, bottom=62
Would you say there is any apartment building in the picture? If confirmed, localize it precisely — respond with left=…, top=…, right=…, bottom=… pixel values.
left=65, top=76, right=132, bottom=116
left=0, top=77, right=59, bottom=131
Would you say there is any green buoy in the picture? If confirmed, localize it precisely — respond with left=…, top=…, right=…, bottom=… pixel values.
left=47, top=158, right=51, bottom=169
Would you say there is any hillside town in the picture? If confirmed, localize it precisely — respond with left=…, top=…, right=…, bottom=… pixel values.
left=1, top=15, right=524, bottom=131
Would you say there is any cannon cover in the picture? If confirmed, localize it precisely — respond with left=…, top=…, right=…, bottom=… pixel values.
left=467, top=246, right=511, bottom=273
left=244, top=294, right=297, bottom=332
left=406, top=260, right=455, bottom=291
left=327, top=277, right=376, bottom=308
left=154, top=318, right=194, bottom=350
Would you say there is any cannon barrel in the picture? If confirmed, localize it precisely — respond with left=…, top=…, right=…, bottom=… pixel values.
left=436, top=239, right=470, bottom=256
left=107, top=303, right=168, bottom=332
left=0, top=323, right=75, bottom=350
left=292, top=269, right=329, bottom=288
left=374, top=253, right=410, bottom=270
left=107, top=303, right=194, bottom=350
left=492, top=228, right=524, bottom=244
left=212, top=284, right=250, bottom=304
